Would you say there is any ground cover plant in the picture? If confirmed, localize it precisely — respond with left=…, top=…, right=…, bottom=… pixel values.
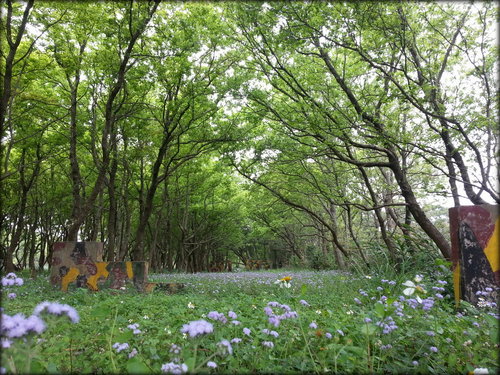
left=1, top=262, right=498, bottom=374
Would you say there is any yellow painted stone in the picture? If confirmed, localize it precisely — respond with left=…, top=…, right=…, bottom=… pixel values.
left=86, top=262, right=110, bottom=291
left=126, top=261, right=134, bottom=279
left=61, top=267, right=80, bottom=292
left=484, top=218, right=499, bottom=273
left=453, top=264, right=461, bottom=307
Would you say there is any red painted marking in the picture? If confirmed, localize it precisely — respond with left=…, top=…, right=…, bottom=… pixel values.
left=53, top=242, right=65, bottom=252
left=458, top=206, right=495, bottom=249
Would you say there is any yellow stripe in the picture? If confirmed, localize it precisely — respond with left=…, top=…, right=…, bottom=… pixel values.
left=484, top=218, right=499, bottom=272
left=453, top=264, right=461, bottom=307
left=86, top=262, right=109, bottom=291
left=126, top=261, right=133, bottom=279
left=61, top=267, right=80, bottom=292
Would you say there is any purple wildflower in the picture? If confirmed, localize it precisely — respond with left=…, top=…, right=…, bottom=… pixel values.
left=231, top=320, right=241, bottom=325
left=262, top=341, right=274, bottom=348
left=376, top=316, right=398, bottom=334
left=435, top=293, right=444, bottom=299
left=325, top=332, right=332, bottom=339
left=180, top=319, right=213, bottom=338
left=377, top=287, right=383, bottom=291
left=380, top=344, right=392, bottom=350
left=161, top=362, right=188, bottom=374
left=1, top=338, right=12, bottom=348
left=430, top=346, right=438, bottom=353
left=336, top=329, right=344, bottom=336
left=412, top=361, right=419, bottom=366
left=207, top=361, right=217, bottom=369
left=432, top=286, right=445, bottom=292
left=364, top=318, right=372, bottom=323
left=280, top=304, right=291, bottom=312
left=169, top=344, right=181, bottom=354
left=1, top=313, right=46, bottom=338
left=112, top=342, right=129, bottom=353
left=217, top=339, right=233, bottom=355
left=354, top=298, right=361, bottom=304
left=127, top=323, right=141, bottom=334
left=421, top=298, right=435, bottom=311
left=207, top=311, right=227, bottom=324
left=268, top=315, right=280, bottom=327
left=426, top=331, right=435, bottom=336
left=243, top=327, right=251, bottom=336
left=299, top=300, right=310, bottom=307
left=1, top=273, right=24, bottom=287
left=264, top=307, right=273, bottom=316
left=34, top=301, right=80, bottom=323
left=128, top=348, right=138, bottom=358
left=309, top=322, right=318, bottom=329
left=8, top=293, right=16, bottom=299
left=231, top=338, right=242, bottom=344
left=228, top=311, right=237, bottom=319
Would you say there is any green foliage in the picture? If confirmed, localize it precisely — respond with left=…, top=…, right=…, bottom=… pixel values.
left=1, top=266, right=498, bottom=374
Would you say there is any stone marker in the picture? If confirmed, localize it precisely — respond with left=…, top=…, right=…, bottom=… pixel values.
left=449, top=204, right=499, bottom=306
left=50, top=242, right=103, bottom=288
left=50, top=242, right=148, bottom=292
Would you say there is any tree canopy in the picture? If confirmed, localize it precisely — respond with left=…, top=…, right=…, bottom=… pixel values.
left=1, top=0, right=498, bottom=273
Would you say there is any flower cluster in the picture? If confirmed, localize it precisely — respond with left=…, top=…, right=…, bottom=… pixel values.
left=381, top=279, right=396, bottom=286
left=112, top=342, right=129, bottom=353
left=161, top=362, right=188, bottom=374
left=375, top=316, right=398, bottom=334
left=1, top=313, right=46, bottom=339
left=261, top=328, right=279, bottom=338
left=207, top=311, right=228, bottom=324
left=264, top=301, right=298, bottom=327
left=127, top=323, right=141, bottom=334
left=217, top=339, right=233, bottom=356
left=33, top=301, right=80, bottom=323
left=180, top=319, right=213, bottom=338
left=1, top=273, right=24, bottom=287
left=262, top=341, right=274, bottom=348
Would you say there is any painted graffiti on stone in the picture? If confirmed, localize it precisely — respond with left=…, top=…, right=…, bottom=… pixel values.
left=449, top=205, right=499, bottom=306
left=50, top=242, right=148, bottom=292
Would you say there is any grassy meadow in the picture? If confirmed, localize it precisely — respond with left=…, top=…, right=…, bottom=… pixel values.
left=1, top=263, right=498, bottom=374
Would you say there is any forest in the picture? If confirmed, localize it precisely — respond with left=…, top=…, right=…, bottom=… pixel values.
left=1, top=0, right=498, bottom=273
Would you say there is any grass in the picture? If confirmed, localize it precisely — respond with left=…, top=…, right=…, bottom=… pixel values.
left=1, top=264, right=498, bottom=374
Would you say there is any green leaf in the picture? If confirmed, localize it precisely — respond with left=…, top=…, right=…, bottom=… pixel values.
left=30, top=359, right=45, bottom=373
left=360, top=324, right=377, bottom=335
left=301, top=284, right=307, bottom=296
left=374, top=303, right=385, bottom=318
left=47, top=362, right=60, bottom=374
left=126, top=358, right=150, bottom=374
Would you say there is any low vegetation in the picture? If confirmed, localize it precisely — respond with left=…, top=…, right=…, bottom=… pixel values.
left=2, top=262, right=498, bottom=374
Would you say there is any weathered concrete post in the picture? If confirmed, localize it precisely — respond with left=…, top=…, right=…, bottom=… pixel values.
left=449, top=205, right=499, bottom=306
left=50, top=241, right=149, bottom=292
left=50, top=241, right=103, bottom=288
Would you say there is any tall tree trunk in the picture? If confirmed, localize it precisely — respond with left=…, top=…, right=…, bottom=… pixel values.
left=66, top=1, right=160, bottom=239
